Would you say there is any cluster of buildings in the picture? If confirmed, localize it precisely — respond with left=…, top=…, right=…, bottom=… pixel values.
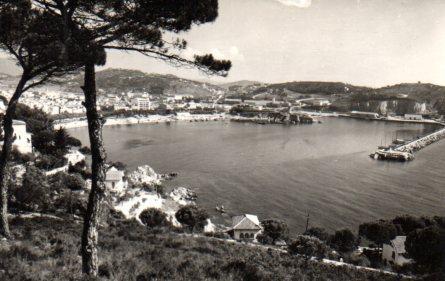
left=0, top=84, right=335, bottom=118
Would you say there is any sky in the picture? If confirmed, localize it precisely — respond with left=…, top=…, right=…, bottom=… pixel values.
left=3, top=0, right=445, bottom=87
left=106, top=0, right=445, bottom=87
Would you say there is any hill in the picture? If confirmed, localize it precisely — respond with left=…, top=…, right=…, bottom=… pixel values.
left=219, top=80, right=265, bottom=89
left=0, top=216, right=410, bottom=281
left=66, top=68, right=225, bottom=98
left=260, top=81, right=372, bottom=96
left=376, top=83, right=445, bottom=102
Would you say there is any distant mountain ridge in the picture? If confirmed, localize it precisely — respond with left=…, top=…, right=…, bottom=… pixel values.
left=65, top=68, right=225, bottom=97
left=1, top=62, right=444, bottom=111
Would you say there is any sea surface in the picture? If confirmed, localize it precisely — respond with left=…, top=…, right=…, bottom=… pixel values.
left=69, top=118, right=445, bottom=233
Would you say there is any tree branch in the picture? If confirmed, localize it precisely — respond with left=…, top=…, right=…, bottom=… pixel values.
left=104, top=45, right=230, bottom=77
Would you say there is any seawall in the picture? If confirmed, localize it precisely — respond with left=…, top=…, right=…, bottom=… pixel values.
left=395, top=127, right=445, bottom=153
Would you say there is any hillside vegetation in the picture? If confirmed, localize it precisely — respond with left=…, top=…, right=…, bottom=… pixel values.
left=66, top=68, right=224, bottom=97
left=0, top=216, right=411, bottom=281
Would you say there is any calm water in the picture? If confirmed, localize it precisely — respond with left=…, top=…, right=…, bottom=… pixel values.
left=69, top=118, right=445, bottom=232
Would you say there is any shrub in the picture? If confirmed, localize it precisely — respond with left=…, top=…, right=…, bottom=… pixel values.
left=304, top=227, right=330, bottom=242
left=32, top=130, right=56, bottom=155
left=10, top=166, right=52, bottom=212
left=154, top=184, right=165, bottom=196
left=406, top=226, right=445, bottom=273
left=260, top=219, right=289, bottom=244
left=79, top=146, right=92, bottom=155
left=288, top=235, right=329, bottom=260
left=223, top=259, right=267, bottom=281
left=139, top=208, right=169, bottom=228
left=35, top=154, right=67, bottom=171
left=68, top=161, right=91, bottom=179
left=50, top=172, right=85, bottom=191
left=54, top=190, right=87, bottom=216
left=359, top=220, right=398, bottom=247
left=10, top=148, right=35, bottom=164
left=175, top=205, right=208, bottom=232
left=66, top=136, right=82, bottom=147
left=256, top=233, right=274, bottom=245
left=392, top=215, right=427, bottom=235
left=349, top=253, right=371, bottom=267
left=329, top=229, right=358, bottom=253
left=109, top=161, right=126, bottom=171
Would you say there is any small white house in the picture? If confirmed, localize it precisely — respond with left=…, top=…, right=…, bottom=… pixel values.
left=230, top=214, right=262, bottom=241
left=64, top=150, right=86, bottom=166
left=382, top=236, right=412, bottom=266
left=105, top=167, right=127, bottom=193
left=11, top=120, right=33, bottom=154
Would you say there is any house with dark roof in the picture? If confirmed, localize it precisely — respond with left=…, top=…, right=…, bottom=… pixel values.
left=230, top=214, right=262, bottom=241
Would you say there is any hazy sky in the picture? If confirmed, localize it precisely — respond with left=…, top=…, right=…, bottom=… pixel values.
left=3, top=0, right=444, bottom=86
left=104, top=0, right=445, bottom=86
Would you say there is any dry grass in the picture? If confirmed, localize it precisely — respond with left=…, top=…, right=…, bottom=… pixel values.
left=0, top=216, right=412, bottom=281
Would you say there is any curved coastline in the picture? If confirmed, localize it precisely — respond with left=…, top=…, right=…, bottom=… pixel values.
left=54, top=113, right=228, bottom=129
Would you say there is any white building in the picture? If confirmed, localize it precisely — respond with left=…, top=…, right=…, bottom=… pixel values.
left=105, top=167, right=127, bottom=193
left=230, top=214, right=262, bottom=241
left=113, top=101, right=130, bottom=111
left=174, top=94, right=193, bottom=101
left=11, top=120, right=33, bottom=154
left=64, top=150, right=86, bottom=166
left=382, top=236, right=412, bottom=266
left=404, top=114, right=423, bottom=121
left=132, top=98, right=151, bottom=110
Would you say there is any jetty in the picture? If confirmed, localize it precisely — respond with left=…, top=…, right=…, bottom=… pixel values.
left=370, top=126, right=445, bottom=161
left=394, top=127, right=445, bottom=153
left=369, top=150, right=414, bottom=162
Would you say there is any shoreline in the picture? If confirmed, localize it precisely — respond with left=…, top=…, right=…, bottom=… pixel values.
left=56, top=112, right=444, bottom=130
left=339, top=114, right=444, bottom=126
left=54, top=113, right=227, bottom=129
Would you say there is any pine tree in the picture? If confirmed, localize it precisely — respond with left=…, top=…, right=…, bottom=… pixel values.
left=0, top=1, right=81, bottom=238
left=27, top=0, right=231, bottom=275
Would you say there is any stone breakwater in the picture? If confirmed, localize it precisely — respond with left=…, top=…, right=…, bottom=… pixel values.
left=395, top=126, right=445, bottom=153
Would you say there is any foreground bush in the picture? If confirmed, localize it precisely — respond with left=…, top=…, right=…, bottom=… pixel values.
left=304, top=227, right=330, bottom=242
left=260, top=219, right=289, bottom=244
left=175, top=205, right=208, bottom=232
left=288, top=235, right=330, bottom=260
left=329, top=229, right=358, bottom=253
left=9, top=166, right=51, bottom=212
left=139, top=208, right=169, bottom=228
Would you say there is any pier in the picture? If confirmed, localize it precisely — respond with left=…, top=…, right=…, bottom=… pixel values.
left=394, top=127, right=445, bottom=153
left=370, top=125, right=445, bottom=161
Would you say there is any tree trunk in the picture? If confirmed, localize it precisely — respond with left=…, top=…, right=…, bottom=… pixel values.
left=80, top=61, right=107, bottom=275
left=0, top=75, right=28, bottom=239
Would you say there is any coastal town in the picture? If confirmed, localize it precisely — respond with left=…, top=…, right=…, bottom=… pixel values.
left=2, top=74, right=445, bottom=165
left=4, top=112, right=435, bottom=278
left=1, top=78, right=443, bottom=279
left=0, top=0, right=444, bottom=280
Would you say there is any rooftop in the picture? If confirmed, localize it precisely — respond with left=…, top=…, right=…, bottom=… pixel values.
left=232, top=214, right=261, bottom=231
left=391, top=236, right=407, bottom=254
left=106, top=167, right=125, bottom=182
